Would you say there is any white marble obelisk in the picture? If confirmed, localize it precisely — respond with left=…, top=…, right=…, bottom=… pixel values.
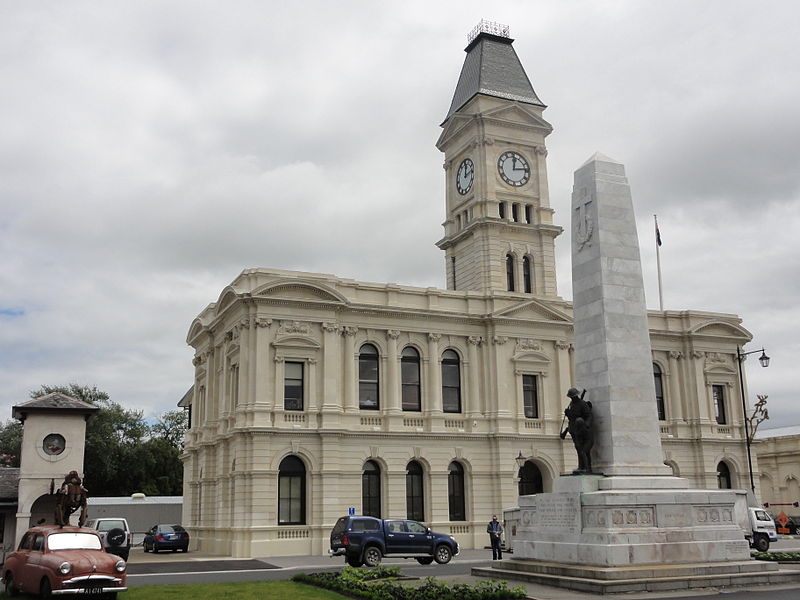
left=571, top=153, right=672, bottom=478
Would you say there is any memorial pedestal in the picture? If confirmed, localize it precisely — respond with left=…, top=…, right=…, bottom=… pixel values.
left=472, top=475, right=793, bottom=593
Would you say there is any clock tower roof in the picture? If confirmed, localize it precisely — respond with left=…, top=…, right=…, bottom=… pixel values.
left=444, top=20, right=544, bottom=123
left=13, top=392, right=99, bottom=421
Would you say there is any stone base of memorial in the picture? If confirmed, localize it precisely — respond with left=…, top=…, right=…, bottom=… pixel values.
left=472, top=475, right=797, bottom=593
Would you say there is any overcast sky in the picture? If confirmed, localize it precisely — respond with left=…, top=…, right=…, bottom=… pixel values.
left=1, top=1, right=798, bottom=430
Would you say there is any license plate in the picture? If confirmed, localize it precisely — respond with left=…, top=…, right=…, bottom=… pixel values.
left=83, top=587, right=104, bottom=595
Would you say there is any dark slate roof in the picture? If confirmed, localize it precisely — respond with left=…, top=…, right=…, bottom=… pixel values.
left=177, top=385, right=193, bottom=408
left=0, top=468, right=20, bottom=501
left=444, top=32, right=544, bottom=123
left=13, top=392, right=99, bottom=420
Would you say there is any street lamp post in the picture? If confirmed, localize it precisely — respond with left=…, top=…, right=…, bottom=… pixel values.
left=736, top=346, right=770, bottom=494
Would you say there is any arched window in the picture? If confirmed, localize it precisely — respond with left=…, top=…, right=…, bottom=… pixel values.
left=362, top=460, right=381, bottom=518
left=506, top=254, right=515, bottom=291
left=717, top=461, right=732, bottom=489
left=448, top=462, right=466, bottom=521
left=441, top=350, right=461, bottom=413
left=278, top=455, right=306, bottom=525
left=518, top=460, right=543, bottom=496
left=406, top=461, right=424, bottom=521
left=359, top=343, right=379, bottom=410
left=523, top=256, right=532, bottom=293
left=653, top=363, right=665, bottom=421
left=401, top=347, right=421, bottom=412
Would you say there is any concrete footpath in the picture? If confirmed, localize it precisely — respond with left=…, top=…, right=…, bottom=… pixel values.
left=126, top=546, right=800, bottom=599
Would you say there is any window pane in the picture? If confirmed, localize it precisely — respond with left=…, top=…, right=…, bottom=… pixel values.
left=359, top=382, right=379, bottom=409
left=448, top=462, right=465, bottom=521
left=713, top=385, right=726, bottom=424
left=653, top=364, right=665, bottom=421
left=401, top=360, right=420, bottom=384
left=523, top=374, right=538, bottom=419
left=284, top=361, right=303, bottom=411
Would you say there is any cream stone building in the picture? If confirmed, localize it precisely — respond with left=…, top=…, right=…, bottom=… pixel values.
left=181, top=22, right=761, bottom=558
left=755, top=426, right=800, bottom=510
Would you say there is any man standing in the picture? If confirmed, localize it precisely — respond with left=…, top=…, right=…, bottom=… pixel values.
left=487, top=515, right=503, bottom=560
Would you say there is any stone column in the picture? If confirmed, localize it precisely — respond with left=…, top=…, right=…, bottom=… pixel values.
left=426, top=333, right=443, bottom=416
left=342, top=327, right=359, bottom=413
left=667, top=351, right=684, bottom=421
left=253, top=318, right=272, bottom=413
left=570, top=154, right=671, bottom=477
left=385, top=330, right=402, bottom=415
left=321, top=323, right=342, bottom=413
left=466, top=336, right=483, bottom=417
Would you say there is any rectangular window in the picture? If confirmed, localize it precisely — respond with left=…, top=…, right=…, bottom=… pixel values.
left=284, top=361, right=304, bottom=411
left=498, top=202, right=506, bottom=219
left=401, top=363, right=421, bottom=412
left=525, top=204, right=532, bottom=224
left=512, top=203, right=519, bottom=222
left=712, top=384, right=726, bottom=424
left=523, top=375, right=539, bottom=418
left=278, top=475, right=304, bottom=524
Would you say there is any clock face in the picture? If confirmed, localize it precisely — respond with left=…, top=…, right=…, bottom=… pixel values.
left=456, top=158, right=474, bottom=195
left=497, top=151, right=530, bottom=187
left=43, top=433, right=65, bottom=456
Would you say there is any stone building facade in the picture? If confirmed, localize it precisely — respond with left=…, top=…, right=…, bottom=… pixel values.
left=180, top=23, right=759, bottom=558
left=755, top=426, right=800, bottom=509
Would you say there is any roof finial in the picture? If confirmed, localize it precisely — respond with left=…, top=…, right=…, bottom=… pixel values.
left=468, top=19, right=510, bottom=44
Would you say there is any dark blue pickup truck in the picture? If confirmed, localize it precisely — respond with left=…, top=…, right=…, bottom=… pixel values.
left=329, top=515, right=459, bottom=567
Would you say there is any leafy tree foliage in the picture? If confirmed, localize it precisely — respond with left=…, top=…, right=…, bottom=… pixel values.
left=0, top=419, right=22, bottom=467
left=3, top=384, right=187, bottom=496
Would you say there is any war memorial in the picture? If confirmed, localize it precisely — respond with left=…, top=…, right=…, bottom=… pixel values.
left=474, top=155, right=798, bottom=592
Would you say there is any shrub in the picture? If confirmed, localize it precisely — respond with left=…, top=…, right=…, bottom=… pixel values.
left=293, top=571, right=526, bottom=600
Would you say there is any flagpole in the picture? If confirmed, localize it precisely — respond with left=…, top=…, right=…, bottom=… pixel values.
left=655, top=214, right=664, bottom=311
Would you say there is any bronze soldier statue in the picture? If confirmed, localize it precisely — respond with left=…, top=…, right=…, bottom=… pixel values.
left=560, top=388, right=594, bottom=474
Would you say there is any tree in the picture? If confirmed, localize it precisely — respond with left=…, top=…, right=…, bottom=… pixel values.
left=151, top=409, right=188, bottom=451
left=0, top=419, right=22, bottom=467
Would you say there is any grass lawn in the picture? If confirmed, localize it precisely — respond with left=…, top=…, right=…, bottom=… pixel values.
left=1, top=581, right=347, bottom=600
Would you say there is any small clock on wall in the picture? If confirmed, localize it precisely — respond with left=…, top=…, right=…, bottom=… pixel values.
left=497, top=151, right=530, bottom=187
left=456, top=158, right=474, bottom=195
left=42, top=433, right=66, bottom=456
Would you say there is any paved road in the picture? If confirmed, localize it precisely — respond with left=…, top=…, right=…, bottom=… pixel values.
left=124, top=541, right=800, bottom=598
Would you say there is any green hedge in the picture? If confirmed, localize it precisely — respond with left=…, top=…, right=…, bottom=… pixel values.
left=752, top=551, right=800, bottom=562
left=292, top=570, right=526, bottom=600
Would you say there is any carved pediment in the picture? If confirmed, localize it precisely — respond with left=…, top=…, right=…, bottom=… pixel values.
left=252, top=279, right=348, bottom=305
left=690, top=320, right=751, bottom=339
left=491, top=298, right=572, bottom=323
left=480, top=103, right=553, bottom=131
left=272, top=335, right=321, bottom=351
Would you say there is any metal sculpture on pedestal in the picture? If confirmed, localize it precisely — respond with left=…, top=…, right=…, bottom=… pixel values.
left=559, top=388, right=594, bottom=474
left=54, top=470, right=88, bottom=527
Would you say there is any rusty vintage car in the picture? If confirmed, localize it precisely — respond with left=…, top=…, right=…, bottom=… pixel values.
left=3, top=526, right=127, bottom=598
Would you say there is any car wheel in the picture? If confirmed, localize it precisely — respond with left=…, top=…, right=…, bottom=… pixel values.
left=181, top=547, right=188, bottom=552
left=434, top=544, right=453, bottom=564
left=39, top=577, right=52, bottom=599
left=5, top=573, right=18, bottom=597
left=416, top=557, right=434, bottom=565
left=754, top=534, right=769, bottom=552
left=362, top=545, right=382, bottom=567
left=118, top=551, right=129, bottom=561
left=346, top=553, right=363, bottom=568
left=143, top=541, right=150, bottom=552
left=152, top=543, right=159, bottom=554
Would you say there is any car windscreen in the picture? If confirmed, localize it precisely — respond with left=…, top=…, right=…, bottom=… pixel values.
left=158, top=525, right=180, bottom=533
left=48, top=533, right=103, bottom=551
left=95, top=520, right=126, bottom=532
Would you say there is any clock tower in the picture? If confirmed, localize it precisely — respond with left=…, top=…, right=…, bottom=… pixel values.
left=436, top=21, right=562, bottom=296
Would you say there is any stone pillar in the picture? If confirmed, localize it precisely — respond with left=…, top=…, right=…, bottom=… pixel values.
left=426, top=333, right=443, bottom=416
left=386, top=330, right=402, bottom=415
left=667, top=351, right=684, bottom=421
left=253, top=318, right=272, bottom=413
left=343, top=327, right=359, bottom=413
left=466, top=336, right=483, bottom=417
left=570, top=154, right=670, bottom=477
left=321, top=323, right=342, bottom=414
